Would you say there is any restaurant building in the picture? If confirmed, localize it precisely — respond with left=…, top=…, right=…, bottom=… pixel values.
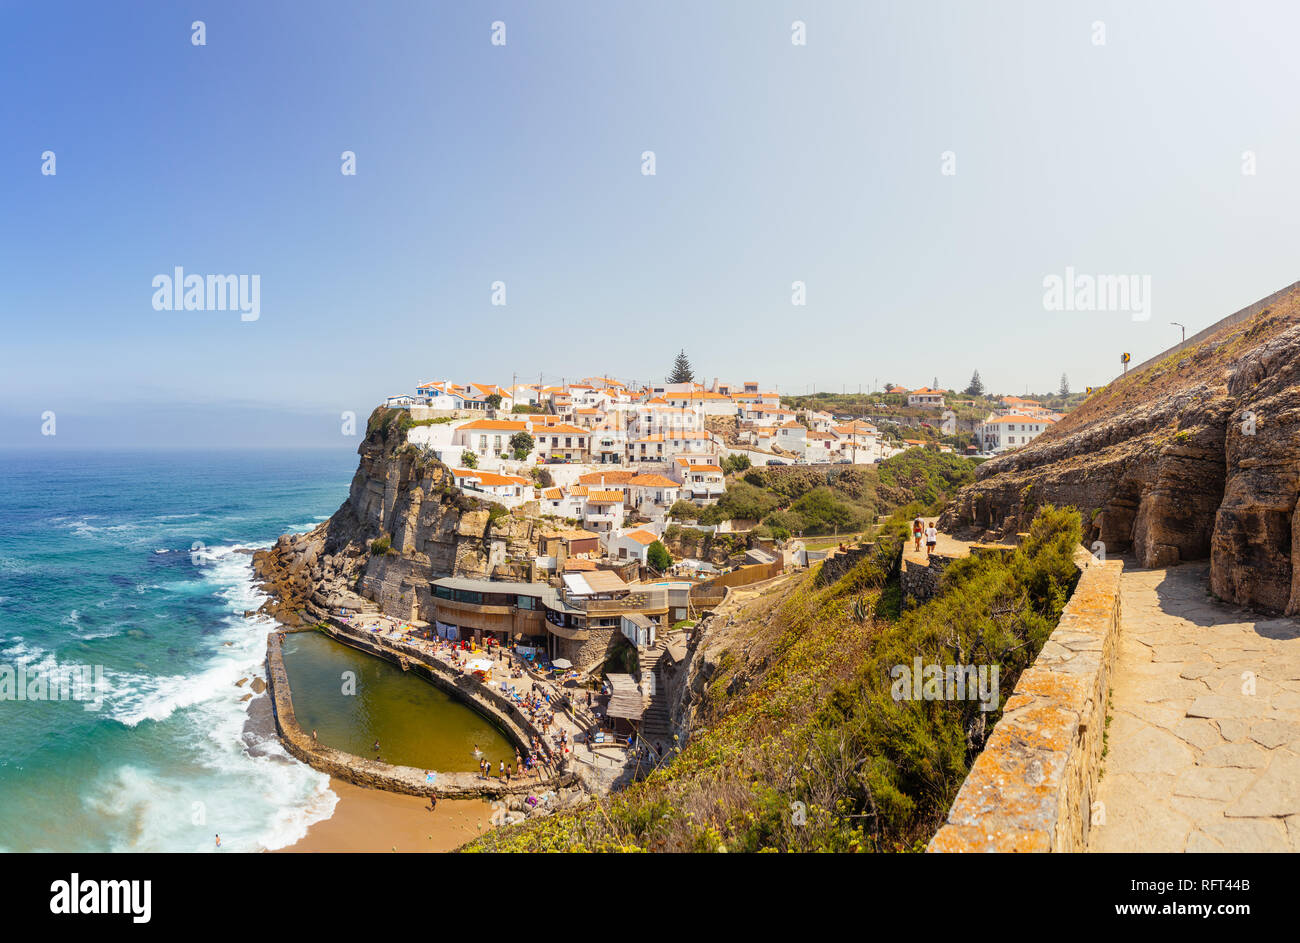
left=430, top=569, right=671, bottom=671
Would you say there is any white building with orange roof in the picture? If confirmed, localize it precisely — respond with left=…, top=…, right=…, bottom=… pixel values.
left=415, top=381, right=469, bottom=410
left=739, top=403, right=796, bottom=426
left=452, top=418, right=534, bottom=463
left=580, top=489, right=626, bottom=532
left=677, top=462, right=725, bottom=504
left=907, top=387, right=946, bottom=409
left=626, top=473, right=682, bottom=515
left=630, top=433, right=668, bottom=463
left=804, top=409, right=836, bottom=432
left=632, top=402, right=705, bottom=436
left=610, top=528, right=660, bottom=565
left=577, top=469, right=635, bottom=502
left=590, top=425, right=629, bottom=464
left=662, top=389, right=735, bottom=416
left=449, top=468, right=532, bottom=504
left=533, top=423, right=591, bottom=463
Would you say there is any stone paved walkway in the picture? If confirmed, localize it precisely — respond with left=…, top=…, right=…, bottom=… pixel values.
left=901, top=517, right=974, bottom=566
left=1089, top=562, right=1300, bottom=852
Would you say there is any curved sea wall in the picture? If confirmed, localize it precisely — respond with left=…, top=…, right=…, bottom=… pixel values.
left=928, top=549, right=1124, bottom=852
left=265, top=629, right=576, bottom=798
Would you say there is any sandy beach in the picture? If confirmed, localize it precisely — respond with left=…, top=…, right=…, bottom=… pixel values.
left=276, top=778, right=494, bottom=853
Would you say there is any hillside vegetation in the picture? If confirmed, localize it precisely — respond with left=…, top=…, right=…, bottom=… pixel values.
left=669, top=449, right=978, bottom=538
left=462, top=504, right=1082, bottom=853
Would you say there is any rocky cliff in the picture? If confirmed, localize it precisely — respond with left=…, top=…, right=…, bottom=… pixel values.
left=253, top=407, right=557, bottom=625
left=940, top=282, right=1300, bottom=614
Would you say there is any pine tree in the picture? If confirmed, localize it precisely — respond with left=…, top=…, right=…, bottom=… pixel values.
left=667, top=349, right=694, bottom=384
left=1059, top=373, right=1070, bottom=396
left=964, top=370, right=984, bottom=396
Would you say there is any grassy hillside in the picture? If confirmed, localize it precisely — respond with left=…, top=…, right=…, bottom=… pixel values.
left=461, top=505, right=1082, bottom=853
left=669, top=449, right=978, bottom=539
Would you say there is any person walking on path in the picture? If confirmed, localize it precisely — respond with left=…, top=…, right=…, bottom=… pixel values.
left=924, top=522, right=938, bottom=557
left=912, top=517, right=924, bottom=552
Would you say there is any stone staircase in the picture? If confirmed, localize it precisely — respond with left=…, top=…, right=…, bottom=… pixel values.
left=638, top=641, right=672, bottom=746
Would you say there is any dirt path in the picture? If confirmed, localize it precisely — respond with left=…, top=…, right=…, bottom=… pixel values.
left=1089, top=562, right=1300, bottom=852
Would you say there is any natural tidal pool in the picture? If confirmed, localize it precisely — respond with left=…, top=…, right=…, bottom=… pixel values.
left=280, top=632, right=515, bottom=772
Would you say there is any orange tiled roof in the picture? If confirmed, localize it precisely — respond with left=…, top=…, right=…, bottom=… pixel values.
left=578, top=470, right=635, bottom=485
left=622, top=529, right=658, bottom=546
left=628, top=474, right=679, bottom=488
left=585, top=490, right=625, bottom=504
left=456, top=419, right=528, bottom=432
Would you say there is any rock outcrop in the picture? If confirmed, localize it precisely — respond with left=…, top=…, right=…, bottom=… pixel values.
left=940, top=283, right=1300, bottom=614
left=253, top=408, right=563, bottom=625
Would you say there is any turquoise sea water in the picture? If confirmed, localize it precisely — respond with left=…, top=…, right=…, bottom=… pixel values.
left=0, top=448, right=362, bottom=852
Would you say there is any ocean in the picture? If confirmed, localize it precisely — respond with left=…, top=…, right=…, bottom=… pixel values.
left=0, top=448, right=360, bottom=852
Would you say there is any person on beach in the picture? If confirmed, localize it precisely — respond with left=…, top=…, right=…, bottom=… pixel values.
left=215, top=834, right=221, bottom=848
left=924, top=522, right=938, bottom=557
left=912, top=517, right=924, bottom=552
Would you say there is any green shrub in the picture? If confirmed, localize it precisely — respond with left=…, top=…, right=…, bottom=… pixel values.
left=647, top=540, right=672, bottom=571
left=369, top=536, right=392, bottom=555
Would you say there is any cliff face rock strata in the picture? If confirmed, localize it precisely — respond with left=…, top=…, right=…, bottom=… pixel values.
left=253, top=409, right=560, bottom=626
left=940, top=289, right=1300, bottom=614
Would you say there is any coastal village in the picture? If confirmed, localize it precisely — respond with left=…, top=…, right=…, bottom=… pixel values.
left=251, top=285, right=1300, bottom=854
left=256, top=363, right=1078, bottom=799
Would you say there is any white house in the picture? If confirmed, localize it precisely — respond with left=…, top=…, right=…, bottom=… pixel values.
left=674, top=462, right=725, bottom=504
left=453, top=419, right=534, bottom=463
left=451, top=468, right=532, bottom=503
left=626, top=473, right=682, bottom=515
left=775, top=421, right=808, bottom=454
left=533, top=423, right=591, bottom=463
left=611, top=528, right=659, bottom=564
left=977, top=414, right=1054, bottom=453
left=581, top=490, right=626, bottom=532
left=907, top=388, right=946, bottom=409
left=416, top=381, right=467, bottom=410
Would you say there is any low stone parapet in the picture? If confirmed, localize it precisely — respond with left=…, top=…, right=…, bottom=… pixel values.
left=927, top=548, right=1123, bottom=852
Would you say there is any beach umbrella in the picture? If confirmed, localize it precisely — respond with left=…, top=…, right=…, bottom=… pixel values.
left=551, top=658, right=573, bottom=670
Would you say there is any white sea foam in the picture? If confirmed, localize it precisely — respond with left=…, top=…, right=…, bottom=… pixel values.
left=91, top=541, right=339, bottom=850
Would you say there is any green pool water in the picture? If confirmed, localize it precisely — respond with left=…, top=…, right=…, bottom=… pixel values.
left=280, top=631, right=516, bottom=772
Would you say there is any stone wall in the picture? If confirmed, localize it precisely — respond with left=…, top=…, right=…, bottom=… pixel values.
left=927, top=549, right=1124, bottom=852
left=900, top=551, right=961, bottom=605
left=265, top=629, right=576, bottom=798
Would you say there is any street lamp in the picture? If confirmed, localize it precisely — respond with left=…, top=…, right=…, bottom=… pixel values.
left=1171, top=321, right=1186, bottom=343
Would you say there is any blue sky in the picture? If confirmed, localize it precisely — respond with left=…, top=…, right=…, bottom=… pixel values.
left=3, top=0, right=1300, bottom=447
